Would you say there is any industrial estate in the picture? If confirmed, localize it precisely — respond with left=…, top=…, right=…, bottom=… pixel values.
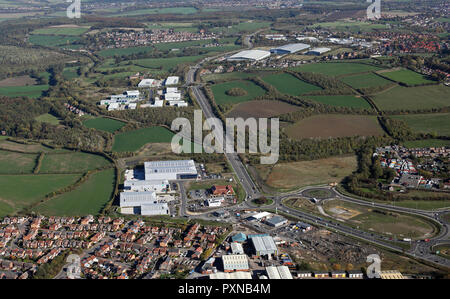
left=0, top=0, right=449, bottom=283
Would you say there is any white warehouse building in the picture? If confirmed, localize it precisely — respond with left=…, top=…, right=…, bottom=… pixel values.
left=227, top=50, right=271, bottom=62
left=144, top=160, right=198, bottom=181
left=123, top=179, right=170, bottom=193
left=270, top=43, right=310, bottom=55
left=165, top=76, right=180, bottom=86
left=265, top=266, right=293, bottom=279
left=222, top=254, right=249, bottom=272
left=119, top=191, right=169, bottom=216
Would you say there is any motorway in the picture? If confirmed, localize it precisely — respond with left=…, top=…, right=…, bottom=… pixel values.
left=182, top=37, right=450, bottom=270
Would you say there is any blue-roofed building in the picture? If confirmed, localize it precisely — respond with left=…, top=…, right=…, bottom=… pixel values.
left=231, top=233, right=247, bottom=243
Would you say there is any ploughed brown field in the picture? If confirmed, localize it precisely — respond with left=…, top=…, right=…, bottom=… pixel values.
left=285, top=114, right=384, bottom=139
left=0, top=76, right=37, bottom=87
left=226, top=100, right=300, bottom=119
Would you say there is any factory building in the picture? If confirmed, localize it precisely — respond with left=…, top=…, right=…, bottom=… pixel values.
left=119, top=191, right=169, bottom=216
left=265, top=216, right=288, bottom=227
left=123, top=179, right=170, bottom=193
left=270, top=43, right=310, bottom=55
left=251, top=235, right=278, bottom=257
left=141, top=203, right=169, bottom=216
left=265, top=266, right=293, bottom=279
left=209, top=272, right=252, bottom=279
left=144, top=160, right=198, bottom=181
left=227, top=50, right=271, bottom=62
left=138, top=79, right=162, bottom=88
left=222, top=254, right=249, bottom=272
left=205, top=197, right=225, bottom=207
left=230, top=242, right=244, bottom=255
left=165, top=76, right=180, bottom=86
left=306, top=47, right=331, bottom=56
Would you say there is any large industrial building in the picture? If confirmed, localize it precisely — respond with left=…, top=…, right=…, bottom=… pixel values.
left=144, top=160, right=198, bottom=181
left=270, top=43, right=310, bottom=55
left=265, top=266, right=293, bottom=279
left=250, top=235, right=278, bottom=256
left=222, top=254, right=249, bottom=272
left=141, top=203, right=169, bottom=216
left=209, top=272, right=252, bottom=279
left=165, top=76, right=180, bottom=86
left=119, top=191, right=169, bottom=216
left=306, top=47, right=331, bottom=56
left=123, top=179, right=170, bottom=193
left=227, top=50, right=271, bottom=62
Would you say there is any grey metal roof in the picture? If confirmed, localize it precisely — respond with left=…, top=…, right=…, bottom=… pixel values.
left=271, top=43, right=310, bottom=53
left=120, top=191, right=156, bottom=207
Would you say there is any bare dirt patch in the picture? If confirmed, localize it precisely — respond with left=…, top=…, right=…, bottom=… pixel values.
left=260, top=155, right=357, bottom=190
left=0, top=76, right=37, bottom=87
left=227, top=100, right=301, bottom=119
left=285, top=114, right=383, bottom=139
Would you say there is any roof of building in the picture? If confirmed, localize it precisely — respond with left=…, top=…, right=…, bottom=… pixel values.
left=230, top=242, right=244, bottom=254
left=119, top=191, right=157, bottom=207
left=165, top=76, right=180, bottom=85
left=250, top=211, right=271, bottom=220
left=308, top=47, right=331, bottom=53
left=227, top=50, right=271, bottom=61
left=232, top=233, right=247, bottom=242
left=138, top=79, right=155, bottom=87
left=270, top=43, right=310, bottom=53
left=251, top=236, right=277, bottom=254
left=124, top=179, right=169, bottom=187
left=265, top=216, right=287, bottom=226
left=125, top=90, right=140, bottom=96
left=140, top=203, right=169, bottom=213
left=209, top=272, right=252, bottom=279
left=266, top=266, right=293, bottom=279
left=144, top=160, right=197, bottom=178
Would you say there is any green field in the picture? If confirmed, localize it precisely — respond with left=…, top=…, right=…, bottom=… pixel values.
left=0, top=84, right=48, bottom=98
left=393, top=200, right=450, bottom=210
left=323, top=199, right=436, bottom=239
left=0, top=174, right=80, bottom=215
left=35, top=169, right=115, bottom=216
left=262, top=72, right=322, bottom=95
left=62, top=67, right=80, bottom=80
left=211, top=80, right=266, bottom=105
left=309, top=21, right=389, bottom=32
left=39, top=152, right=111, bottom=174
left=31, top=27, right=89, bottom=36
left=291, top=62, right=382, bottom=76
left=28, top=35, right=81, bottom=47
left=202, top=72, right=258, bottom=83
left=112, top=7, right=198, bottom=16
left=112, top=126, right=175, bottom=152
left=35, top=113, right=61, bottom=125
left=132, top=55, right=205, bottom=72
left=0, top=150, right=38, bottom=174
left=210, top=21, right=271, bottom=34
left=83, top=117, right=126, bottom=133
left=339, top=73, right=393, bottom=89
left=379, top=69, right=434, bottom=85
left=97, top=46, right=155, bottom=58
left=372, top=85, right=450, bottom=111
left=402, top=139, right=450, bottom=148
left=391, top=113, right=450, bottom=136
left=307, top=95, right=372, bottom=109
